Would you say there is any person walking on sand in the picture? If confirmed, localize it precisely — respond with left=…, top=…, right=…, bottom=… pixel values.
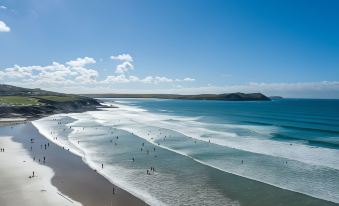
left=112, top=187, right=115, bottom=195
left=102, top=163, right=104, bottom=169
left=32, top=171, right=35, bottom=177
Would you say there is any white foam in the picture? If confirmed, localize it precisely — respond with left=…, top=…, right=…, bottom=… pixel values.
left=96, top=102, right=339, bottom=170
left=86, top=102, right=339, bottom=203
left=32, top=114, right=168, bottom=206
left=31, top=101, right=339, bottom=204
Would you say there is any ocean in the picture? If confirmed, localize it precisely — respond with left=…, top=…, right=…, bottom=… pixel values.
left=32, top=98, right=339, bottom=205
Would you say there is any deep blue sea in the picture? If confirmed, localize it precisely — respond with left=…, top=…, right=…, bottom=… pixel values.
left=33, top=98, right=339, bottom=205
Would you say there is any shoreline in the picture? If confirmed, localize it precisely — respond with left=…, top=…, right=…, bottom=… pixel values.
left=0, top=123, right=147, bottom=206
left=1, top=112, right=338, bottom=206
left=0, top=135, right=82, bottom=206
left=0, top=117, right=28, bottom=126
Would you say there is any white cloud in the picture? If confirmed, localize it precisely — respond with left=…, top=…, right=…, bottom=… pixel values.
left=110, top=54, right=133, bottom=62
left=103, top=74, right=139, bottom=83
left=3, top=62, right=338, bottom=98
left=0, top=57, right=99, bottom=85
left=115, top=61, right=134, bottom=74
left=0, top=5, right=7, bottom=10
left=154, top=76, right=173, bottom=83
left=139, top=76, right=173, bottom=84
left=66, top=57, right=96, bottom=67
left=174, top=77, right=195, bottom=82
left=183, top=77, right=195, bottom=82
left=141, top=76, right=154, bottom=84
left=73, top=67, right=98, bottom=83
left=2, top=55, right=337, bottom=98
left=111, top=54, right=134, bottom=74
left=102, top=75, right=175, bottom=84
left=0, top=56, right=194, bottom=88
left=0, top=20, right=10, bottom=32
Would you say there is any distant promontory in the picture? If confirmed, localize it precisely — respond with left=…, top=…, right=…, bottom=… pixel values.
left=84, top=93, right=271, bottom=101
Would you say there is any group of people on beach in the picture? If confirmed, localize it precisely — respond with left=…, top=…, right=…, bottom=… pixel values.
left=147, top=167, right=156, bottom=175
left=29, top=171, right=35, bottom=179
left=28, top=129, right=53, bottom=179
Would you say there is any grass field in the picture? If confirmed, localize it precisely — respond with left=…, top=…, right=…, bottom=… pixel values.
left=0, top=95, right=85, bottom=106
left=37, top=95, right=84, bottom=102
left=0, top=96, right=40, bottom=106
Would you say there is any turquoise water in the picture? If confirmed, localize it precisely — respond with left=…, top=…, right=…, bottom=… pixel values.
left=32, top=98, right=339, bottom=205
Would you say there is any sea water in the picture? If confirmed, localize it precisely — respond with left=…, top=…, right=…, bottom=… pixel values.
left=32, top=98, right=339, bottom=205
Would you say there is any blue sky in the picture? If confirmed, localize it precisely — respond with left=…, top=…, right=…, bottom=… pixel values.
left=0, top=0, right=339, bottom=98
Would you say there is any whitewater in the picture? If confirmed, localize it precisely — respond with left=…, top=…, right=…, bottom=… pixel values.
left=32, top=98, right=339, bottom=205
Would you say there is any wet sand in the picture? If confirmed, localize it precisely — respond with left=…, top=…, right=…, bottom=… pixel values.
left=0, top=135, right=82, bottom=206
left=1, top=121, right=338, bottom=206
left=0, top=123, right=147, bottom=206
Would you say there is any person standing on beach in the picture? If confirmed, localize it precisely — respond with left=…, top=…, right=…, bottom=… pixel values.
left=102, top=163, right=104, bottom=169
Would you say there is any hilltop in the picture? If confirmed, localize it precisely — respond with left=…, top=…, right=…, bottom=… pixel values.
left=84, top=92, right=271, bottom=101
left=0, top=84, right=101, bottom=119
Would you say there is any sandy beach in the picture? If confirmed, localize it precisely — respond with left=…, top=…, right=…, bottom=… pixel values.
left=0, top=123, right=147, bottom=206
left=1, top=113, right=338, bottom=206
left=0, top=118, right=27, bottom=125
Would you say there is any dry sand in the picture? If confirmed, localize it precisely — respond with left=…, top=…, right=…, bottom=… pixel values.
left=0, top=123, right=147, bottom=206
left=0, top=136, right=81, bottom=206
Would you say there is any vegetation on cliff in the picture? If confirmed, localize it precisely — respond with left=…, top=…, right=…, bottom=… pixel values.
left=0, top=84, right=101, bottom=119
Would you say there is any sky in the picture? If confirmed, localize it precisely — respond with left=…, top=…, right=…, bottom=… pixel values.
left=0, top=0, right=339, bottom=98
